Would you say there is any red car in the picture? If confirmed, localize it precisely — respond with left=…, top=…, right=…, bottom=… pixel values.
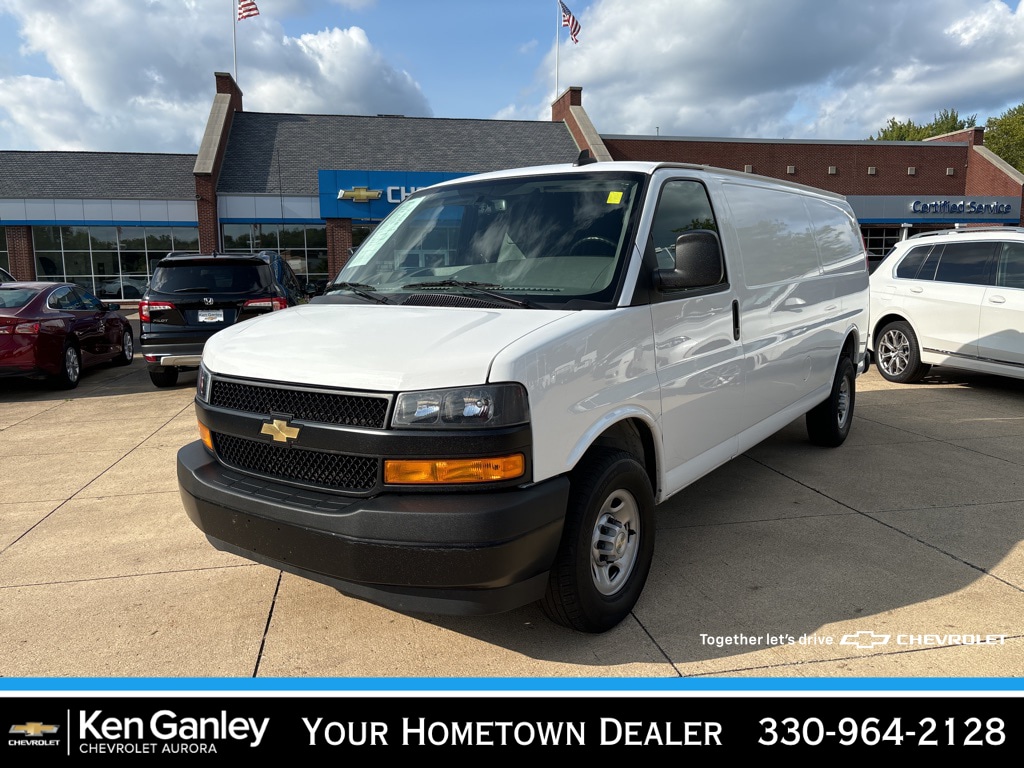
left=0, top=282, right=134, bottom=388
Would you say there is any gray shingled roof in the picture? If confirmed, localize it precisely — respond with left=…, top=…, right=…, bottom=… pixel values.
left=0, top=151, right=197, bottom=199
left=217, top=113, right=581, bottom=195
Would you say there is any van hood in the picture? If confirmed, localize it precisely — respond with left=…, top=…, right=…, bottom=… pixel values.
left=201, top=304, right=572, bottom=391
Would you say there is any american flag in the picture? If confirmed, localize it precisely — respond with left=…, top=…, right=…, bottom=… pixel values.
left=560, top=1, right=580, bottom=44
left=238, top=0, right=260, bottom=21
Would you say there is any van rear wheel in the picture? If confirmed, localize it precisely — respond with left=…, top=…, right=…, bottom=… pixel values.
left=806, top=356, right=855, bottom=447
left=542, top=450, right=655, bottom=633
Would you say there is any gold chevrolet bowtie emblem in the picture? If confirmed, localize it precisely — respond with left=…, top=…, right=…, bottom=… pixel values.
left=339, top=186, right=383, bottom=202
left=261, top=419, right=300, bottom=443
left=11, top=722, right=59, bottom=736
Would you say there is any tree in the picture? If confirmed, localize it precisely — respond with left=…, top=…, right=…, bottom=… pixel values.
left=984, top=103, right=1024, bottom=173
left=869, top=109, right=976, bottom=141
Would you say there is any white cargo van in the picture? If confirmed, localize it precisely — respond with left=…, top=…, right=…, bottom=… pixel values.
left=178, top=161, right=869, bottom=632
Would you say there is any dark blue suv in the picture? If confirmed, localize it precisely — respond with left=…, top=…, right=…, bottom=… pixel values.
left=139, top=251, right=304, bottom=387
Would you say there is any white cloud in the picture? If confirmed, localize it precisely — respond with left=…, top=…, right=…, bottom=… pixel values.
left=0, top=0, right=430, bottom=151
left=527, top=0, right=1024, bottom=139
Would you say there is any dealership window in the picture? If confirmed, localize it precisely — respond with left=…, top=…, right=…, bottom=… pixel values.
left=221, top=223, right=329, bottom=290
left=31, top=225, right=200, bottom=299
left=861, top=227, right=903, bottom=258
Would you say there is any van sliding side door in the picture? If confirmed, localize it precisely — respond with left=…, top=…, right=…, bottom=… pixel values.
left=647, top=178, right=745, bottom=496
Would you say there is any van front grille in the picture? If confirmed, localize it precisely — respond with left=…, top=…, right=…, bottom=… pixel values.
left=210, top=379, right=389, bottom=428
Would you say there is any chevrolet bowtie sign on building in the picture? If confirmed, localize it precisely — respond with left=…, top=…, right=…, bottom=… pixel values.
left=320, top=170, right=470, bottom=220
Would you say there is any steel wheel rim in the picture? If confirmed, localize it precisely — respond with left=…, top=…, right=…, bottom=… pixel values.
left=837, top=373, right=851, bottom=427
left=65, top=347, right=80, bottom=382
left=879, top=329, right=909, bottom=376
left=590, top=488, right=640, bottom=596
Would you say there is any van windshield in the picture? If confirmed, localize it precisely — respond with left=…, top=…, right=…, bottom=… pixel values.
left=333, top=172, right=644, bottom=308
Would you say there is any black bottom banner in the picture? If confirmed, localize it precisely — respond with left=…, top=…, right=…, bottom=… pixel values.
left=1, top=695, right=1017, bottom=758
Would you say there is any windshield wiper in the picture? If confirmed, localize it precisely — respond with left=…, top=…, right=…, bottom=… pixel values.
left=402, top=279, right=537, bottom=309
left=324, top=282, right=393, bottom=304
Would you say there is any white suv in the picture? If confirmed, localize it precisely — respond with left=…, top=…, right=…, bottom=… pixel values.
left=869, top=227, right=1024, bottom=383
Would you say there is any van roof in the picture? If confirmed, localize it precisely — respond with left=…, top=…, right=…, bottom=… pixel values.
left=428, top=161, right=848, bottom=200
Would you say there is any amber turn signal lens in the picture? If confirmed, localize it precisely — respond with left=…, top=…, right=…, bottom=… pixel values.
left=198, top=421, right=214, bottom=451
left=384, top=454, right=525, bottom=484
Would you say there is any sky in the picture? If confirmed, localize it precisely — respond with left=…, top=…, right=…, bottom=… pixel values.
left=1, top=0, right=1024, bottom=154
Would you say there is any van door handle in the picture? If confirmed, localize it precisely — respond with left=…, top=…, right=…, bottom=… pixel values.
left=732, top=299, right=740, bottom=341
left=988, top=295, right=1006, bottom=304
left=910, top=286, right=924, bottom=293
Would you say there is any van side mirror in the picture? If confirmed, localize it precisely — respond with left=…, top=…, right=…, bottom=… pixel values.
left=655, top=229, right=724, bottom=291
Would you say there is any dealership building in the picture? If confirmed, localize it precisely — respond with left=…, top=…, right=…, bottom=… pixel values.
left=2, top=73, right=1022, bottom=299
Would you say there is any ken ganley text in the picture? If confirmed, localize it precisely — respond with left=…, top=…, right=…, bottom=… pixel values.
left=79, top=710, right=268, bottom=754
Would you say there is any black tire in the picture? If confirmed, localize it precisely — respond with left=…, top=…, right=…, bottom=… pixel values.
left=807, top=356, right=855, bottom=447
left=875, top=321, right=930, bottom=383
left=149, top=367, right=179, bottom=388
left=54, top=341, right=81, bottom=389
left=114, top=328, right=134, bottom=366
left=542, top=450, right=655, bottom=633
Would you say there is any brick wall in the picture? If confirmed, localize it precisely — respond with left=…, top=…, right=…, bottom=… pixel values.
left=326, top=219, right=353, bottom=277
left=195, top=176, right=219, bottom=253
left=215, top=72, right=244, bottom=111
left=551, top=87, right=589, bottom=153
left=602, top=137, right=970, bottom=196
left=5, top=226, right=35, bottom=280
left=195, top=73, right=245, bottom=253
left=965, top=149, right=1024, bottom=225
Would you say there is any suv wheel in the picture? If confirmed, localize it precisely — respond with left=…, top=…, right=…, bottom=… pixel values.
left=876, top=321, right=930, bottom=383
left=149, top=367, right=179, bottom=388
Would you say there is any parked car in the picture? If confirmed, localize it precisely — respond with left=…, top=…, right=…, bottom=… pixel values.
left=139, top=251, right=303, bottom=388
left=0, top=282, right=133, bottom=388
left=178, top=161, right=869, bottom=632
left=869, top=227, right=1024, bottom=383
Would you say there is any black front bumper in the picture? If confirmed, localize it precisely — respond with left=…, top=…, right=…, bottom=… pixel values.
left=177, top=441, right=570, bottom=615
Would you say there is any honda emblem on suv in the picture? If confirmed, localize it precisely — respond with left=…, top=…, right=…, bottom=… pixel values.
left=203, top=297, right=215, bottom=306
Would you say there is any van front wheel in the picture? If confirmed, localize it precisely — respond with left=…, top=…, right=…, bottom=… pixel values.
left=542, top=451, right=655, bottom=633
left=806, top=356, right=855, bottom=447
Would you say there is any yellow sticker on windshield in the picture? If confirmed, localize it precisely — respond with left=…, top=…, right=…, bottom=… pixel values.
left=606, top=191, right=623, bottom=204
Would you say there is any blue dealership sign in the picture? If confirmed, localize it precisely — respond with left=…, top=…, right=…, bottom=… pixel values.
left=318, top=170, right=471, bottom=220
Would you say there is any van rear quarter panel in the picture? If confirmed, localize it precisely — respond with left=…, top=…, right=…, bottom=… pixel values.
left=710, top=176, right=867, bottom=418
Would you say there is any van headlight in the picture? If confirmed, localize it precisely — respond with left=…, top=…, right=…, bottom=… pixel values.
left=392, top=383, right=529, bottom=429
left=196, top=363, right=212, bottom=403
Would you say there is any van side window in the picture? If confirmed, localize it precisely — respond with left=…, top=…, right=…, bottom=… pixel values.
left=933, top=242, right=997, bottom=286
left=650, top=181, right=718, bottom=270
left=996, top=242, right=1024, bottom=289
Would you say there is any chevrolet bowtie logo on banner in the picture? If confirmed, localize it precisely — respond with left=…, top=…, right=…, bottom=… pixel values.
left=338, top=186, right=383, bottom=202
left=10, top=722, right=60, bottom=737
left=260, top=418, right=300, bottom=443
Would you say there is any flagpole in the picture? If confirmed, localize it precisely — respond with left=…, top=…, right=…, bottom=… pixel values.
left=554, top=1, right=560, bottom=100
left=232, top=0, right=238, bottom=83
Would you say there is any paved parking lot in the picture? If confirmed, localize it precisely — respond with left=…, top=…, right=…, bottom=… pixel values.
left=1, top=345, right=1022, bottom=679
